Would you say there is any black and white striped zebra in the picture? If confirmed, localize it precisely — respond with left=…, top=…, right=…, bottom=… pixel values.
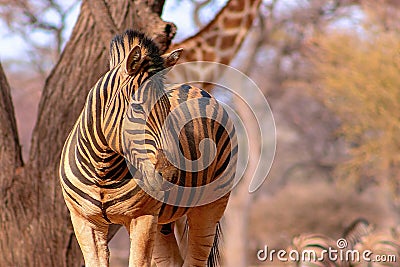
left=59, top=29, right=237, bottom=266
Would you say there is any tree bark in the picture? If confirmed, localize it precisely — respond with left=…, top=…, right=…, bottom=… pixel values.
left=0, top=62, right=26, bottom=264
left=0, top=0, right=175, bottom=266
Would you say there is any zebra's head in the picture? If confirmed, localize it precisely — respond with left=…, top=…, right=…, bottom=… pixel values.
left=109, top=30, right=182, bottom=104
left=108, top=30, right=183, bottom=192
left=106, top=30, right=183, bottom=139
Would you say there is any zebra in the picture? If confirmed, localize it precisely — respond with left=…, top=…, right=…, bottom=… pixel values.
left=343, top=219, right=400, bottom=267
left=342, top=218, right=373, bottom=251
left=288, top=233, right=347, bottom=267
left=59, top=29, right=238, bottom=266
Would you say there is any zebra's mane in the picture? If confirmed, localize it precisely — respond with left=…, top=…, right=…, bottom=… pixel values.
left=109, top=29, right=164, bottom=73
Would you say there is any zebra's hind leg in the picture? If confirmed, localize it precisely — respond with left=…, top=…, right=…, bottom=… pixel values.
left=69, top=210, right=110, bottom=267
left=153, top=222, right=184, bottom=266
left=127, top=214, right=158, bottom=267
left=184, top=216, right=218, bottom=266
left=184, top=203, right=227, bottom=267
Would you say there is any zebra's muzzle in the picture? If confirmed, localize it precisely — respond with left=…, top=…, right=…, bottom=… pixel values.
left=155, top=149, right=179, bottom=191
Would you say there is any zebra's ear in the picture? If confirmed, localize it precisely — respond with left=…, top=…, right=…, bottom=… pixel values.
left=162, top=48, right=183, bottom=68
left=125, top=45, right=142, bottom=75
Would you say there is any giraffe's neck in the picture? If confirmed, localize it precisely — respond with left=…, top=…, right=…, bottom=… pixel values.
left=171, top=0, right=261, bottom=65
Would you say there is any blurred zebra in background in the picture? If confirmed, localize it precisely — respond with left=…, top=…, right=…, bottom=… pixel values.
left=343, top=218, right=400, bottom=267
left=343, top=218, right=373, bottom=250
left=288, top=233, right=346, bottom=267
left=285, top=219, right=399, bottom=267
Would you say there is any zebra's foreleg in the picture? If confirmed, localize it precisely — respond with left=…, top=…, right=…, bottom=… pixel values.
left=127, top=214, right=158, bottom=267
left=69, top=210, right=110, bottom=267
left=153, top=223, right=184, bottom=266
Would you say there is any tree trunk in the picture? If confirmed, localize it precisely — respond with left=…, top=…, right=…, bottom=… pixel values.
left=0, top=62, right=25, bottom=263
left=222, top=100, right=259, bottom=267
left=0, top=1, right=175, bottom=266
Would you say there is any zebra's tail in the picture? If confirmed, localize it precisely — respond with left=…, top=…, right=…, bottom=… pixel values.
left=207, top=221, right=222, bottom=267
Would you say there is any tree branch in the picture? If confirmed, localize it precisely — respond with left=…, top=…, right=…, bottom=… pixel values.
left=86, top=0, right=119, bottom=46
left=86, top=0, right=176, bottom=52
left=0, top=63, right=23, bottom=177
left=0, top=63, right=24, bottom=260
left=132, top=0, right=176, bottom=52
left=192, top=0, right=212, bottom=28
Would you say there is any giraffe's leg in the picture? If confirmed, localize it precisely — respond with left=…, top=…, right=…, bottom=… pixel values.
left=127, top=214, right=158, bottom=267
left=153, top=222, right=184, bottom=266
left=69, top=210, right=109, bottom=267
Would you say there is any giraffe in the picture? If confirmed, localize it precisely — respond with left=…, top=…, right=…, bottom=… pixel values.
left=171, top=0, right=262, bottom=65
left=167, top=0, right=262, bottom=92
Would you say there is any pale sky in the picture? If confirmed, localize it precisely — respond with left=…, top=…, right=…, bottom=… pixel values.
left=0, top=0, right=364, bottom=71
left=0, top=0, right=227, bottom=63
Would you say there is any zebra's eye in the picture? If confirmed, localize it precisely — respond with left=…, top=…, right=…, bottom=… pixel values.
left=131, top=102, right=144, bottom=113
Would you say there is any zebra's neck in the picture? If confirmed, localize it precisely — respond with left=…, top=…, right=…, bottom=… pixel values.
left=73, top=78, right=127, bottom=181
left=81, top=68, right=173, bottom=182
left=96, top=67, right=131, bottom=156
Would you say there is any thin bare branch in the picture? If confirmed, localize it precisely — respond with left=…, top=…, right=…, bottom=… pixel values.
left=192, top=0, right=211, bottom=28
